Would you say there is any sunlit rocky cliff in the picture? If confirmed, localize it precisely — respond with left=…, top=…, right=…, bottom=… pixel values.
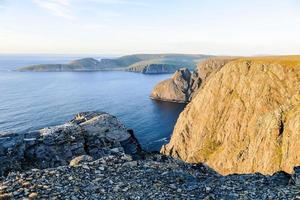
left=161, top=56, right=300, bottom=175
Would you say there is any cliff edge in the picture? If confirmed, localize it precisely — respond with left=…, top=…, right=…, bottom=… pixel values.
left=161, top=56, right=300, bottom=175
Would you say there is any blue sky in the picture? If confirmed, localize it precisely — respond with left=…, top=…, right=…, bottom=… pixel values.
left=0, top=0, right=300, bottom=55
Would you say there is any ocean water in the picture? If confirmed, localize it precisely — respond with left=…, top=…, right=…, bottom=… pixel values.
left=0, top=55, right=185, bottom=151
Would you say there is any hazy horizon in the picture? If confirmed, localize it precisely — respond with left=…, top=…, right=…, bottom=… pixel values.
left=1, top=0, right=300, bottom=55
left=0, top=53, right=298, bottom=57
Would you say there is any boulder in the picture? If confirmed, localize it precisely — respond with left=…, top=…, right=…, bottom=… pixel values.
left=69, top=155, right=94, bottom=167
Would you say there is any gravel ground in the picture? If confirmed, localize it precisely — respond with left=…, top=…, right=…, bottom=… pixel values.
left=1, top=152, right=300, bottom=200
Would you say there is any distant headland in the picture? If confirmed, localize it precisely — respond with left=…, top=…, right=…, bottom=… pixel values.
left=16, top=54, right=211, bottom=74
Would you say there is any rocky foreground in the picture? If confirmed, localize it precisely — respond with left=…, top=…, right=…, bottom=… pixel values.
left=1, top=152, right=300, bottom=199
left=1, top=111, right=300, bottom=199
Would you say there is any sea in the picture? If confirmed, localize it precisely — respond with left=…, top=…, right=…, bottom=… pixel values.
left=0, top=54, right=185, bottom=151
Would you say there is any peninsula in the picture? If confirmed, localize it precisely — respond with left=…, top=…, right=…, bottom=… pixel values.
left=17, top=54, right=211, bottom=74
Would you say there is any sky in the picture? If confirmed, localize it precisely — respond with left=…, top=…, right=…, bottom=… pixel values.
left=0, top=0, right=300, bottom=55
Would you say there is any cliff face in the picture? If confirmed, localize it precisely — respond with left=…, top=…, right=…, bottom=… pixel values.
left=161, top=56, right=300, bottom=175
left=150, top=68, right=199, bottom=103
left=127, top=63, right=183, bottom=74
left=196, top=57, right=238, bottom=81
left=191, top=57, right=238, bottom=99
left=150, top=57, right=236, bottom=103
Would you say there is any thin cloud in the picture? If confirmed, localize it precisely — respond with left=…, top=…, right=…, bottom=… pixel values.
left=51, top=0, right=71, bottom=6
left=32, top=0, right=75, bottom=20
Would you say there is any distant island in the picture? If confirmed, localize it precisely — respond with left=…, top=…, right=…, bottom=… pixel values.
left=16, top=54, right=211, bottom=74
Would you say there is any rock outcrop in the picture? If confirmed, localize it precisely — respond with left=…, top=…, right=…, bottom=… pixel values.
left=161, top=56, right=300, bottom=175
left=150, top=68, right=199, bottom=103
left=0, top=112, right=141, bottom=176
left=150, top=57, right=236, bottom=103
left=2, top=151, right=300, bottom=199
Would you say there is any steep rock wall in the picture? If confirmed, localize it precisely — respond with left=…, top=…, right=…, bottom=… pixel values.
left=161, top=56, right=300, bottom=175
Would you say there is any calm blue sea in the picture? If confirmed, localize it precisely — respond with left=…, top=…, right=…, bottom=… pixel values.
left=0, top=55, right=185, bottom=151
